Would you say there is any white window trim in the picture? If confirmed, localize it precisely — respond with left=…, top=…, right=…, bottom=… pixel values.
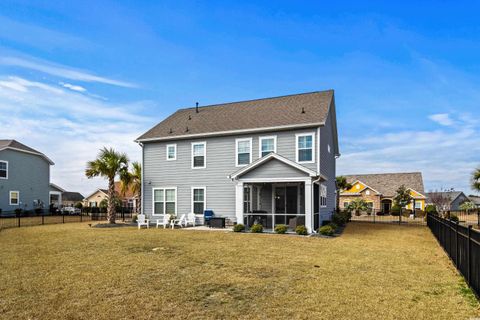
left=9, top=190, right=19, bottom=206
left=191, top=186, right=206, bottom=214
left=320, top=184, right=327, bottom=208
left=235, top=138, right=252, bottom=167
left=0, top=160, right=8, bottom=179
left=191, top=142, right=206, bottom=169
left=152, top=187, right=177, bottom=216
left=258, top=135, right=277, bottom=158
left=295, top=132, right=316, bottom=164
left=166, top=144, right=177, bottom=161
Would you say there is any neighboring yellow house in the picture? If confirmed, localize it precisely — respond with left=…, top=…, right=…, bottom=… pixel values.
left=83, top=189, right=108, bottom=207
left=339, top=172, right=426, bottom=214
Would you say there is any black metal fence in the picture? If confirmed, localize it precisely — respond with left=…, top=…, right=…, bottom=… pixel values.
left=0, top=209, right=134, bottom=230
left=427, top=213, right=480, bottom=298
left=350, top=211, right=427, bottom=226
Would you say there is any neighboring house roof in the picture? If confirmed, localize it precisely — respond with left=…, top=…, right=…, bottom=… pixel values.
left=50, top=183, right=66, bottom=193
left=114, top=181, right=137, bottom=199
left=84, top=189, right=109, bottom=201
left=0, top=139, right=54, bottom=165
left=426, top=191, right=467, bottom=204
left=468, top=195, right=480, bottom=206
left=137, top=90, right=334, bottom=142
left=62, top=192, right=84, bottom=202
left=341, top=172, right=425, bottom=198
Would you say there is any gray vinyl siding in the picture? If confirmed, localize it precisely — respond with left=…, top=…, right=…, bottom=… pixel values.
left=319, top=106, right=337, bottom=217
left=0, top=149, right=50, bottom=213
left=241, top=159, right=308, bottom=179
left=143, top=128, right=319, bottom=219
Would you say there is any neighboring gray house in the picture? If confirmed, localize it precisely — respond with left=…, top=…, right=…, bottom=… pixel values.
left=136, top=90, right=340, bottom=233
left=426, top=191, right=470, bottom=211
left=469, top=195, right=480, bottom=208
left=0, top=140, right=54, bottom=213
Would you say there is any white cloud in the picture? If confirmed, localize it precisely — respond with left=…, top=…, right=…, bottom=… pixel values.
left=429, top=113, right=455, bottom=126
left=338, top=122, right=480, bottom=194
left=60, top=82, right=87, bottom=92
left=0, top=75, right=154, bottom=195
left=0, top=56, right=136, bottom=88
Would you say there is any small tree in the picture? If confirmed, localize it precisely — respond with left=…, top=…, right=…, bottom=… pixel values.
left=347, top=198, right=368, bottom=216
left=429, top=189, right=452, bottom=214
left=393, top=185, right=413, bottom=218
left=459, top=201, right=475, bottom=214
left=336, top=176, right=352, bottom=212
left=472, top=167, right=480, bottom=192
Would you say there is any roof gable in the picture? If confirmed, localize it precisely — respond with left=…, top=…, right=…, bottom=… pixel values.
left=0, top=139, right=54, bottom=165
left=137, top=91, right=334, bottom=141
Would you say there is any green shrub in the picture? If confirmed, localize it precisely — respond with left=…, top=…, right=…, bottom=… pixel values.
left=14, top=208, right=23, bottom=215
left=74, top=202, right=83, bottom=209
left=295, top=225, right=308, bottom=235
left=250, top=224, right=263, bottom=233
left=403, top=209, right=412, bottom=218
left=328, top=222, right=338, bottom=231
left=425, top=205, right=437, bottom=215
left=450, top=214, right=459, bottom=223
left=132, top=214, right=138, bottom=223
left=391, top=205, right=401, bottom=216
left=318, top=225, right=335, bottom=236
left=332, top=212, right=347, bottom=226
left=233, top=223, right=245, bottom=232
left=415, top=210, right=426, bottom=218
left=274, top=224, right=288, bottom=234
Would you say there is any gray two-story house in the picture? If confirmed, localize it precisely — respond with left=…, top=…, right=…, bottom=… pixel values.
left=0, top=140, right=54, bottom=213
left=136, top=90, right=340, bottom=233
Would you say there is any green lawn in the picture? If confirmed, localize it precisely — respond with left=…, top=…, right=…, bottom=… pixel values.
left=0, top=222, right=478, bottom=319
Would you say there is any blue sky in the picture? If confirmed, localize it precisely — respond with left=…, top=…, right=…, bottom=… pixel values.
left=0, top=1, right=479, bottom=195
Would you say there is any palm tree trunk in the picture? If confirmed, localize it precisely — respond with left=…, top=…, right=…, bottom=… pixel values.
left=137, top=193, right=141, bottom=214
left=108, top=177, right=116, bottom=224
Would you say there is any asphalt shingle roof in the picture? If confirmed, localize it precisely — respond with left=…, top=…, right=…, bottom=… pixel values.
left=343, top=172, right=425, bottom=197
left=0, top=139, right=54, bottom=164
left=137, top=90, right=334, bottom=141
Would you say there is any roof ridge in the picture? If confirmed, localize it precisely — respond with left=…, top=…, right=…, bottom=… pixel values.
left=177, top=90, right=334, bottom=111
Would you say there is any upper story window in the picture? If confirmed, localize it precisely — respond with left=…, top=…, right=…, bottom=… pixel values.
left=192, top=142, right=206, bottom=169
left=296, top=133, right=315, bottom=163
left=236, top=138, right=252, bottom=167
left=259, top=136, right=277, bottom=157
left=166, top=144, right=176, bottom=161
left=0, top=161, right=7, bottom=179
left=10, top=191, right=19, bottom=205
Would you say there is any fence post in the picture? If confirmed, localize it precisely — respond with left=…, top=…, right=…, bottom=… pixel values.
left=80, top=214, right=83, bottom=222
left=62, top=214, right=65, bottom=224
left=42, top=214, right=44, bottom=225
left=467, top=225, right=472, bottom=283
left=455, top=221, right=459, bottom=267
left=18, top=215, right=20, bottom=228
left=477, top=209, right=479, bottom=228
left=399, top=208, right=402, bottom=225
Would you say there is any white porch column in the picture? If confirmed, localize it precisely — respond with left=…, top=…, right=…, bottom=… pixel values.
left=235, top=181, right=244, bottom=224
left=304, top=180, right=313, bottom=233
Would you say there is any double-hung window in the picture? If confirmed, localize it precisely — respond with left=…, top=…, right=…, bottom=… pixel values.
left=192, top=187, right=206, bottom=214
left=0, top=161, right=7, bottom=179
left=166, top=144, right=176, bottom=161
left=153, top=188, right=177, bottom=215
left=10, top=191, right=19, bottom=205
left=236, top=138, right=252, bottom=166
left=259, top=136, right=276, bottom=157
left=296, top=133, right=315, bottom=163
left=320, top=185, right=327, bottom=207
left=192, top=142, right=206, bottom=169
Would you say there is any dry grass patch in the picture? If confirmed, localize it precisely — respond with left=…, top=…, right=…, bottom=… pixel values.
left=0, top=222, right=478, bottom=319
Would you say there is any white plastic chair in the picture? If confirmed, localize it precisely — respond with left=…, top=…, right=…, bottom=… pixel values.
left=156, top=214, right=171, bottom=229
left=171, top=214, right=186, bottom=229
left=185, top=213, right=196, bottom=227
left=137, top=214, right=149, bottom=229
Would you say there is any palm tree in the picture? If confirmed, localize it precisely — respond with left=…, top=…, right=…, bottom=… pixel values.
left=347, top=198, right=368, bottom=216
left=85, top=147, right=129, bottom=224
left=120, top=161, right=142, bottom=214
left=336, top=176, right=352, bottom=212
left=472, top=167, right=480, bottom=192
